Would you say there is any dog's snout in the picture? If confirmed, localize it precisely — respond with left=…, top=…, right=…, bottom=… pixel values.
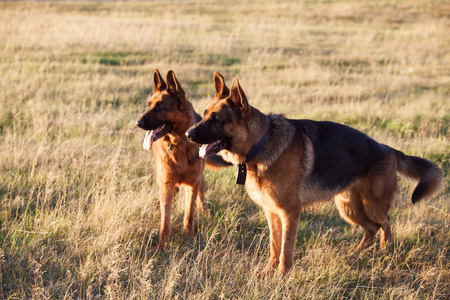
left=185, top=129, right=195, bottom=141
left=135, top=119, right=143, bottom=128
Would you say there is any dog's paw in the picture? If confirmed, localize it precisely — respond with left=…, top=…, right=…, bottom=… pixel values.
left=183, top=227, right=196, bottom=238
left=155, top=244, right=165, bottom=252
left=255, top=268, right=275, bottom=278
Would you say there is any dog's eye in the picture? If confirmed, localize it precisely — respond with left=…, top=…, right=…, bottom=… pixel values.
left=212, top=113, right=221, bottom=122
left=155, top=103, right=165, bottom=111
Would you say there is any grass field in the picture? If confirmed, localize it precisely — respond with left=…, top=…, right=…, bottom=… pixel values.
left=0, top=0, right=449, bottom=298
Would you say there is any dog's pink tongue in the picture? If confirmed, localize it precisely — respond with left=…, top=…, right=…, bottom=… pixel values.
left=199, top=144, right=208, bottom=158
left=143, top=130, right=156, bottom=150
left=199, top=143, right=216, bottom=158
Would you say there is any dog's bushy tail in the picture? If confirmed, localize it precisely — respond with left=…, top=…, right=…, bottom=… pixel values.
left=394, top=149, right=444, bottom=204
left=205, top=155, right=232, bottom=170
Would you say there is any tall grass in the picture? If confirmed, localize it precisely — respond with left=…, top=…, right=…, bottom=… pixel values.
left=0, top=0, right=449, bottom=298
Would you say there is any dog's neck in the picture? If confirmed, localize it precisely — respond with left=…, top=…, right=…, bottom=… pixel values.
left=235, top=111, right=270, bottom=184
left=221, top=107, right=270, bottom=165
left=164, top=102, right=196, bottom=146
left=251, top=113, right=296, bottom=167
left=245, top=109, right=271, bottom=159
left=221, top=109, right=296, bottom=184
left=244, top=112, right=296, bottom=168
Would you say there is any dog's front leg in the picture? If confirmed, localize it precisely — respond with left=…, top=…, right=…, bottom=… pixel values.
left=157, top=183, right=175, bottom=251
left=184, top=184, right=199, bottom=237
left=257, top=209, right=282, bottom=276
left=278, top=208, right=301, bottom=276
left=195, top=176, right=209, bottom=217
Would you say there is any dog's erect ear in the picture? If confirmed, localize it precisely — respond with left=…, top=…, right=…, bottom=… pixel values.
left=153, top=69, right=166, bottom=93
left=166, top=70, right=187, bottom=105
left=214, top=71, right=230, bottom=99
left=229, top=78, right=250, bottom=118
left=166, top=70, right=185, bottom=96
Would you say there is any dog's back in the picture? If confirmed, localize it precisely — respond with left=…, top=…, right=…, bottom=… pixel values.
left=292, top=119, right=390, bottom=194
left=291, top=119, right=443, bottom=205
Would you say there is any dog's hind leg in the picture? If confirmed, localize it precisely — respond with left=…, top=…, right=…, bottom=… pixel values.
left=359, top=157, right=397, bottom=251
left=358, top=222, right=380, bottom=251
left=335, top=189, right=380, bottom=251
left=379, top=214, right=391, bottom=250
left=360, top=196, right=394, bottom=251
left=158, top=184, right=175, bottom=251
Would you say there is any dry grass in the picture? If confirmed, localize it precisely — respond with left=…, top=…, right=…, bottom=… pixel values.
left=0, top=0, right=449, bottom=299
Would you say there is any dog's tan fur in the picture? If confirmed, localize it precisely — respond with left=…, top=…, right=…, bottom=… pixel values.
left=136, top=70, right=208, bottom=250
left=186, top=72, right=444, bottom=276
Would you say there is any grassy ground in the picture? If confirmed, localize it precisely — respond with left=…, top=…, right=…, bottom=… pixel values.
left=0, top=0, right=449, bottom=298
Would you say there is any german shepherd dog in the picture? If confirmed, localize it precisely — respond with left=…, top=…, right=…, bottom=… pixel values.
left=135, top=69, right=229, bottom=251
left=186, top=72, right=444, bottom=276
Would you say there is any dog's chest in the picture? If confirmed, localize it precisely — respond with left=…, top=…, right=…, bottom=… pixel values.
left=153, top=141, right=199, bottom=175
left=245, top=172, right=283, bottom=209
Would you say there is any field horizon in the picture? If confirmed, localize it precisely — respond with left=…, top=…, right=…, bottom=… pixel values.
left=0, top=0, right=449, bottom=299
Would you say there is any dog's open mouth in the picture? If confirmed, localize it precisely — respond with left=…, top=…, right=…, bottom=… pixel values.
left=142, top=124, right=172, bottom=150
left=199, top=140, right=226, bottom=158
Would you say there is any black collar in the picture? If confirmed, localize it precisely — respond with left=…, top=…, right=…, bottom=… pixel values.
left=245, top=129, right=268, bottom=163
left=236, top=128, right=269, bottom=185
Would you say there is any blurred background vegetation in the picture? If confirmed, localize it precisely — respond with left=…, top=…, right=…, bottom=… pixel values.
left=0, top=0, right=448, bottom=298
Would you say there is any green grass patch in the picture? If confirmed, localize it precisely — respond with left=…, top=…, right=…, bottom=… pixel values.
left=81, top=51, right=152, bottom=66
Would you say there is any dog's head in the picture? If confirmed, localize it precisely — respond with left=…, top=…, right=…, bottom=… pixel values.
left=136, top=69, right=190, bottom=150
left=186, top=72, right=252, bottom=158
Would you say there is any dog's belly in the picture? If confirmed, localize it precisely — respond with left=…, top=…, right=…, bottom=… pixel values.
left=299, top=183, right=337, bottom=206
left=245, top=172, right=339, bottom=212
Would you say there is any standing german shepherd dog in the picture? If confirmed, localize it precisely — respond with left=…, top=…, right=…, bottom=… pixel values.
left=186, top=72, right=444, bottom=276
left=136, top=69, right=228, bottom=251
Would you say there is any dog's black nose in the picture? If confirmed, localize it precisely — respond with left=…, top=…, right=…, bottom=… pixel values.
left=185, top=130, right=195, bottom=141
left=135, top=120, right=142, bottom=128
